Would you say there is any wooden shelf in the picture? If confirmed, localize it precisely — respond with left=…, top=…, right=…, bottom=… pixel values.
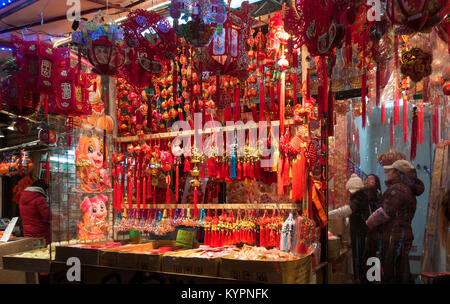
left=121, top=203, right=302, bottom=210
left=115, top=119, right=297, bottom=143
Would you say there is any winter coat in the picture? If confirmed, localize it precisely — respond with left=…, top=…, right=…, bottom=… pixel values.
left=375, top=172, right=424, bottom=283
left=18, top=187, right=50, bottom=244
left=377, top=172, right=424, bottom=242
left=348, top=189, right=370, bottom=282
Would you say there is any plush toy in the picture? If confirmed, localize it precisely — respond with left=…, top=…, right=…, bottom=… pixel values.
left=77, top=194, right=109, bottom=241
left=75, top=134, right=111, bottom=192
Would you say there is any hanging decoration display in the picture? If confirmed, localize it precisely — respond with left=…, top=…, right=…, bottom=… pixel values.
left=72, top=11, right=126, bottom=76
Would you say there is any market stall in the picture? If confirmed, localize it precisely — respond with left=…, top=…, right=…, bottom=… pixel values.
left=0, top=0, right=448, bottom=284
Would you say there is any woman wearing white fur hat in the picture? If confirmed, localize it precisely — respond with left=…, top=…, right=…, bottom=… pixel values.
left=329, top=173, right=370, bottom=283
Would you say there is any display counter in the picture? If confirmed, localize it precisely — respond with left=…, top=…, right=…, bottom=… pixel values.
left=0, top=237, right=46, bottom=284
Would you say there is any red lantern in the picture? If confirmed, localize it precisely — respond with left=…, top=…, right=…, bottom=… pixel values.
left=86, top=36, right=126, bottom=76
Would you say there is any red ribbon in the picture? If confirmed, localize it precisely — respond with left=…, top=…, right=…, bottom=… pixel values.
left=269, top=83, right=275, bottom=117
left=433, top=97, right=439, bottom=144
left=259, top=79, right=265, bottom=122
left=410, top=108, right=418, bottom=160
left=403, top=95, right=408, bottom=143
left=362, top=73, right=367, bottom=129
left=376, top=61, right=380, bottom=107
left=418, top=102, right=424, bottom=144
left=390, top=117, right=394, bottom=147
left=279, top=72, right=286, bottom=135
left=394, top=35, right=400, bottom=125
left=175, top=164, right=179, bottom=203
left=193, top=186, right=198, bottom=218
left=166, top=175, right=171, bottom=205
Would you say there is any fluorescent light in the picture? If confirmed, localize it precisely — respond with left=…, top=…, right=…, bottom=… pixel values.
left=7, top=125, right=14, bottom=131
left=0, top=133, right=5, bottom=138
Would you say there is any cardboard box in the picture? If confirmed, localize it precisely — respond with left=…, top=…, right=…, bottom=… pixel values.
left=100, top=240, right=188, bottom=271
left=219, top=254, right=312, bottom=284
left=161, top=249, right=220, bottom=277
left=55, top=241, right=127, bottom=265
left=0, top=238, right=45, bottom=268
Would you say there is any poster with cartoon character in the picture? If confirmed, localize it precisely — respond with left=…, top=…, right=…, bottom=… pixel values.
left=77, top=194, right=109, bottom=241
left=75, top=134, right=111, bottom=192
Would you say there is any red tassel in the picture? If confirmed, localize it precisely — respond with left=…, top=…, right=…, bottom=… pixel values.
left=147, top=176, right=152, bottom=199
left=175, top=164, right=179, bottom=203
left=270, top=84, right=276, bottom=115
left=44, top=94, right=48, bottom=117
left=282, top=157, right=290, bottom=187
left=127, top=177, right=133, bottom=210
left=390, top=117, right=394, bottom=147
left=277, top=156, right=284, bottom=195
left=255, top=160, right=261, bottom=180
left=410, top=108, right=418, bottom=160
left=403, top=95, right=408, bottom=143
left=293, top=70, right=298, bottom=107
left=251, top=104, right=258, bottom=122
left=259, top=79, right=265, bottom=122
left=184, top=157, right=191, bottom=172
left=45, top=153, right=50, bottom=185
left=376, top=61, right=381, bottom=107
left=418, top=102, right=424, bottom=144
left=142, top=176, right=146, bottom=209
left=306, top=68, right=311, bottom=99
left=381, top=102, right=386, bottom=125
left=153, top=186, right=156, bottom=204
left=279, top=71, right=286, bottom=135
left=136, top=179, right=141, bottom=210
left=362, top=73, right=367, bottom=129
left=433, top=97, right=439, bottom=144
left=193, top=186, right=198, bottom=218
left=237, top=161, right=242, bottom=180
left=166, top=175, right=171, bottom=205
left=394, top=35, right=400, bottom=125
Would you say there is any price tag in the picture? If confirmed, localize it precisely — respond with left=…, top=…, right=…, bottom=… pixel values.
left=0, top=217, right=18, bottom=242
left=176, top=229, right=195, bottom=249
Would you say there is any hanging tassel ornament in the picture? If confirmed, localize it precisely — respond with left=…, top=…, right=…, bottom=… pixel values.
left=390, top=116, right=394, bottom=147
left=45, top=153, right=50, bottom=185
left=418, top=101, right=424, bottom=144
left=175, top=159, right=179, bottom=203
left=166, top=175, right=171, bottom=204
left=410, top=107, right=418, bottom=160
left=433, top=96, right=439, bottom=144
left=362, top=71, right=367, bottom=129
left=376, top=61, right=381, bottom=107
left=403, top=94, right=408, bottom=143
left=394, top=35, right=400, bottom=125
